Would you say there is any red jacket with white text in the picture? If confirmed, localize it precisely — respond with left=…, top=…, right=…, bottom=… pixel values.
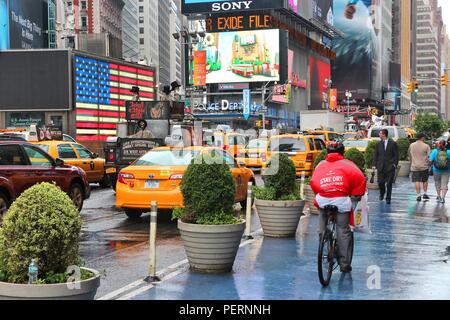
left=310, top=153, right=367, bottom=199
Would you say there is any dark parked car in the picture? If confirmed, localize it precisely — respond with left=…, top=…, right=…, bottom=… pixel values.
left=0, top=141, right=91, bottom=222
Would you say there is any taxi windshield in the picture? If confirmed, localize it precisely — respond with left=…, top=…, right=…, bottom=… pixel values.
left=36, top=144, right=50, bottom=153
left=270, top=138, right=306, bottom=152
left=247, top=139, right=267, bottom=149
left=133, top=150, right=201, bottom=166
left=343, top=140, right=369, bottom=149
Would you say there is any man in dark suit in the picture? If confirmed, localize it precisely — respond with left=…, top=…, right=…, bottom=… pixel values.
left=372, top=129, right=399, bottom=204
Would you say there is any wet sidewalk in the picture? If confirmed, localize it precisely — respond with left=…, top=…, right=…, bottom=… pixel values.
left=130, top=178, right=450, bottom=300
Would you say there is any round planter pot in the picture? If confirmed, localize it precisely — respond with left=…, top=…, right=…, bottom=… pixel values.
left=0, top=268, right=100, bottom=300
left=304, top=185, right=319, bottom=215
left=398, top=161, right=411, bottom=177
left=255, top=199, right=305, bottom=238
left=178, top=220, right=245, bottom=274
left=367, top=169, right=379, bottom=190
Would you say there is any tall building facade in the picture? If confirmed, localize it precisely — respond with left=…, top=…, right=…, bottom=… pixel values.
left=122, top=0, right=139, bottom=62
left=56, top=0, right=124, bottom=58
left=169, top=0, right=183, bottom=86
left=137, top=0, right=159, bottom=69
left=392, top=0, right=412, bottom=125
left=441, top=26, right=450, bottom=120
left=415, top=0, right=441, bottom=114
left=158, top=0, right=170, bottom=86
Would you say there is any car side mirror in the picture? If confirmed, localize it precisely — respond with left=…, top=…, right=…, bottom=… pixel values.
left=55, top=158, right=65, bottom=167
left=91, top=153, right=98, bottom=159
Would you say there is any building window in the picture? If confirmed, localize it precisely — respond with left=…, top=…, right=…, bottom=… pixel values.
left=140, top=27, right=144, bottom=34
left=139, top=6, right=144, bottom=13
left=139, top=17, right=144, bottom=23
left=81, top=0, right=87, bottom=10
left=81, top=17, right=88, bottom=29
left=140, top=38, right=144, bottom=45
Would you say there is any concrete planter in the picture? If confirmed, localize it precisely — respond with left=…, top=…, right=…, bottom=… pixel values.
left=255, top=199, right=305, bottom=238
left=304, top=185, right=319, bottom=215
left=398, top=161, right=411, bottom=177
left=0, top=268, right=100, bottom=300
left=178, top=220, right=245, bottom=274
left=367, top=168, right=379, bottom=190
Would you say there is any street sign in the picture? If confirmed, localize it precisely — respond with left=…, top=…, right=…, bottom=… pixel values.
left=243, top=89, right=251, bottom=120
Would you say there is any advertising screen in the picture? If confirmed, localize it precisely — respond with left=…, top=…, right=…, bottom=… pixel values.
left=0, top=0, right=8, bottom=49
left=310, top=55, right=331, bottom=109
left=8, top=0, right=47, bottom=49
left=332, top=0, right=381, bottom=100
left=0, top=50, right=71, bottom=111
left=191, top=29, right=281, bottom=84
left=74, top=54, right=156, bottom=141
left=181, top=0, right=284, bottom=14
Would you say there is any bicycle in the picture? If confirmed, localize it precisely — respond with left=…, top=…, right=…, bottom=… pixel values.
left=317, top=205, right=354, bottom=287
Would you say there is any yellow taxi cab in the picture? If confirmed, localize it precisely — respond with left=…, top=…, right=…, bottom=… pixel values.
left=263, top=134, right=326, bottom=177
left=116, top=146, right=255, bottom=219
left=342, top=132, right=358, bottom=140
left=33, top=140, right=111, bottom=187
left=306, top=130, right=344, bottom=146
left=205, top=132, right=247, bottom=158
left=235, top=138, right=268, bottom=169
left=343, top=138, right=372, bottom=153
left=404, top=127, right=416, bottom=139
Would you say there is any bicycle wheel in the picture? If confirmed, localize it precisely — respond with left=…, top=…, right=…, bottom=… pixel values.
left=318, top=230, right=336, bottom=287
left=349, top=232, right=354, bottom=265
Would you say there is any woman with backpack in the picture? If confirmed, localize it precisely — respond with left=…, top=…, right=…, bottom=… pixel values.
left=429, top=140, right=450, bottom=204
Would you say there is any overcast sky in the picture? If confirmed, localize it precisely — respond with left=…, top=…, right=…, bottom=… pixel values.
left=439, top=0, right=450, bottom=30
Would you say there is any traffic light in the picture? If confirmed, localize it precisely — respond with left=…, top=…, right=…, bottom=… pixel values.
left=414, top=80, right=419, bottom=93
left=407, top=82, right=413, bottom=93
left=442, top=74, right=449, bottom=87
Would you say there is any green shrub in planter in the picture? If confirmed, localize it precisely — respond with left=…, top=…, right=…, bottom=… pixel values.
left=255, top=153, right=300, bottom=201
left=345, top=148, right=366, bottom=174
left=397, top=137, right=411, bottom=161
left=365, top=140, right=378, bottom=169
left=0, top=183, right=83, bottom=284
left=314, top=150, right=328, bottom=170
left=173, top=154, right=239, bottom=225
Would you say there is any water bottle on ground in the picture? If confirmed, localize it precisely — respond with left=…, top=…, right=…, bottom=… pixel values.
left=28, top=259, right=38, bottom=284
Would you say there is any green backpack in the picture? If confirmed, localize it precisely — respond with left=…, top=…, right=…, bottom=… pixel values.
left=435, top=150, right=450, bottom=170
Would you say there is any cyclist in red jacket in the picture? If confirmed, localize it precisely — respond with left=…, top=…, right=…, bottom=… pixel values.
left=310, top=142, right=367, bottom=273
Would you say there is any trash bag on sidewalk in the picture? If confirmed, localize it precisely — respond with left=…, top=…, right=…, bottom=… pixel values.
left=350, top=192, right=371, bottom=234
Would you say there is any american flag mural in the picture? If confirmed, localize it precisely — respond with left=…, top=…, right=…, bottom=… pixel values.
left=74, top=55, right=156, bottom=141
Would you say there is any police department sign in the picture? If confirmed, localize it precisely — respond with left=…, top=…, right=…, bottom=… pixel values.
left=192, top=99, right=262, bottom=114
left=181, top=0, right=285, bottom=14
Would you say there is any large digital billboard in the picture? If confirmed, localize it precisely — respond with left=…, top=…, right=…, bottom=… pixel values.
left=181, top=0, right=285, bottom=14
left=0, top=50, right=71, bottom=111
left=8, top=0, right=47, bottom=49
left=0, top=0, right=8, bottom=49
left=190, top=29, right=281, bottom=84
left=310, top=55, right=331, bottom=109
left=332, top=0, right=381, bottom=100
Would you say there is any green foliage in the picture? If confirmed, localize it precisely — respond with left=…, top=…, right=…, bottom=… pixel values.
left=365, top=140, right=378, bottom=168
left=397, top=137, right=411, bottom=161
left=174, top=154, right=238, bottom=225
left=314, top=150, right=328, bottom=170
left=0, top=183, right=82, bottom=284
left=256, top=154, right=300, bottom=201
left=344, top=148, right=366, bottom=174
left=413, top=113, right=447, bottom=139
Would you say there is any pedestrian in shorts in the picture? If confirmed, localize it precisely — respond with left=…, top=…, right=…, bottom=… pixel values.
left=408, top=133, right=431, bottom=202
left=429, top=140, right=450, bottom=204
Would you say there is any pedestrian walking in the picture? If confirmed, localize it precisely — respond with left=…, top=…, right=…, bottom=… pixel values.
left=408, top=133, right=431, bottom=202
left=372, top=129, right=399, bottom=205
left=429, top=140, right=450, bottom=204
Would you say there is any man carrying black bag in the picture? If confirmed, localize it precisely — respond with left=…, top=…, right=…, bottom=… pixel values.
left=372, top=129, right=399, bottom=205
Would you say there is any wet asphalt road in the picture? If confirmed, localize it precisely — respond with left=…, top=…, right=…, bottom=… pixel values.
left=79, top=174, right=265, bottom=299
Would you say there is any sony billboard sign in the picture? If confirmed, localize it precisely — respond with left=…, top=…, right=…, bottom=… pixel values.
left=181, top=0, right=285, bottom=14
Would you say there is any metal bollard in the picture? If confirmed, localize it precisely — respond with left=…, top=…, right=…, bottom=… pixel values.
left=300, top=171, right=305, bottom=200
left=144, top=201, right=161, bottom=283
left=243, top=181, right=254, bottom=240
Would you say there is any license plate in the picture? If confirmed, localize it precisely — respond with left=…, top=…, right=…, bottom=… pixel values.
left=106, top=168, right=116, bottom=174
left=145, top=180, right=160, bottom=189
